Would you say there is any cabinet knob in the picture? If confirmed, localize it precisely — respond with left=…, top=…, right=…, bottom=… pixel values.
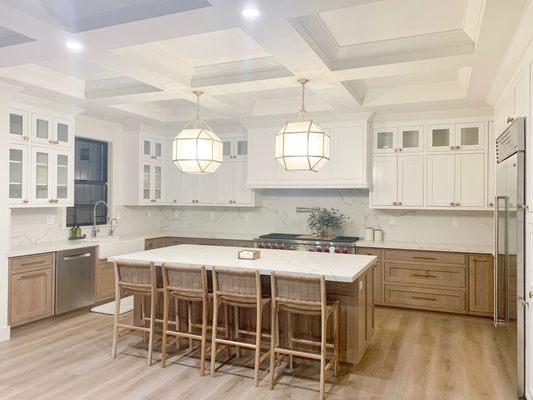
left=23, top=199, right=29, bottom=203
left=450, top=202, right=455, bottom=206
left=489, top=202, right=494, bottom=207
left=23, top=136, right=29, bottom=141
left=392, top=201, right=397, bottom=206
left=507, top=116, right=515, bottom=124
left=398, top=201, right=402, bottom=205
left=398, top=148, right=403, bottom=152
left=455, top=202, right=460, bottom=206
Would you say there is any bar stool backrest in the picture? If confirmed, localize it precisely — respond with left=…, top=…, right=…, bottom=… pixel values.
left=271, top=272, right=325, bottom=307
left=213, top=267, right=261, bottom=301
left=114, top=261, right=155, bottom=290
left=162, top=263, right=207, bottom=297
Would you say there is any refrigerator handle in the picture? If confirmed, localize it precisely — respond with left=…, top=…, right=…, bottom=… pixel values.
left=493, top=195, right=510, bottom=326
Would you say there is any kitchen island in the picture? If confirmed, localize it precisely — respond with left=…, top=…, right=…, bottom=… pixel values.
left=109, top=244, right=377, bottom=365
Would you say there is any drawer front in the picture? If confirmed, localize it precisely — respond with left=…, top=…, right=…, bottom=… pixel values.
left=384, top=262, right=465, bottom=288
left=357, top=247, right=382, bottom=260
left=384, top=249, right=466, bottom=265
left=10, top=252, right=55, bottom=273
left=154, top=238, right=167, bottom=248
left=384, top=284, right=466, bottom=312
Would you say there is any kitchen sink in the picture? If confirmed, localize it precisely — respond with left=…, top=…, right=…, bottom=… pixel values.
left=89, top=236, right=145, bottom=259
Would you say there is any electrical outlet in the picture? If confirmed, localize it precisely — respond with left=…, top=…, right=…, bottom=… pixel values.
left=46, top=215, right=55, bottom=225
left=389, top=216, right=396, bottom=226
left=452, top=217, right=459, bottom=227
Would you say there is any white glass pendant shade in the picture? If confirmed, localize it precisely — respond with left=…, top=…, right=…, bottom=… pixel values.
left=275, top=79, right=330, bottom=172
left=172, top=91, right=223, bottom=174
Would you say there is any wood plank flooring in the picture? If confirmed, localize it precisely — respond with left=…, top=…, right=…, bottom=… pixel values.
left=0, top=307, right=516, bottom=400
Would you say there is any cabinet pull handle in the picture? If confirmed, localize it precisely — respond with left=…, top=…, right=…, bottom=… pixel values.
left=507, top=116, right=515, bottom=124
left=19, top=260, right=46, bottom=267
left=49, top=199, right=54, bottom=203
left=412, top=273, right=438, bottom=278
left=23, top=199, right=29, bottom=203
left=23, top=136, right=29, bottom=141
left=450, top=202, right=455, bottom=206
left=398, top=201, right=402, bottom=206
left=411, top=296, right=437, bottom=301
left=392, top=202, right=397, bottom=206
left=19, top=272, right=46, bottom=280
left=413, top=256, right=438, bottom=261
left=455, top=202, right=460, bottom=206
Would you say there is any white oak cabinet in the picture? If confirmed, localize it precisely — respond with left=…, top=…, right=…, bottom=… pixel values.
left=371, top=155, right=424, bottom=207
left=8, top=105, right=75, bottom=208
left=426, top=153, right=485, bottom=208
left=247, top=124, right=369, bottom=188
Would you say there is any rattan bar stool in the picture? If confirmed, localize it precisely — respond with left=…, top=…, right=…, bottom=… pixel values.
left=269, top=272, right=339, bottom=399
left=111, top=261, right=157, bottom=366
left=210, top=267, right=271, bottom=386
left=161, top=263, right=209, bottom=375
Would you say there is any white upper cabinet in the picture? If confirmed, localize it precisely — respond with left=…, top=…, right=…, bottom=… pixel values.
left=139, top=161, right=164, bottom=204
left=373, top=127, right=397, bottom=153
left=427, top=123, right=455, bottom=151
left=54, top=119, right=73, bottom=147
left=32, top=114, right=53, bottom=145
left=9, top=109, right=29, bottom=143
left=141, top=136, right=163, bottom=161
left=222, top=136, right=248, bottom=161
left=214, top=161, right=234, bottom=204
left=371, top=156, right=397, bottom=206
left=248, top=124, right=369, bottom=188
left=455, top=153, right=485, bottom=207
left=426, top=154, right=455, bottom=207
left=214, top=159, right=254, bottom=205
left=9, top=144, right=29, bottom=205
left=373, top=126, right=423, bottom=154
left=397, top=155, right=424, bottom=206
left=455, top=122, right=485, bottom=151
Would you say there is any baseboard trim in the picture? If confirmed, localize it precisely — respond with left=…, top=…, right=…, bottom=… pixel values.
left=0, top=325, right=11, bottom=342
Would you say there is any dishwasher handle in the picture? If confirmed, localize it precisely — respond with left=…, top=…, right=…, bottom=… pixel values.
left=62, top=252, right=92, bottom=262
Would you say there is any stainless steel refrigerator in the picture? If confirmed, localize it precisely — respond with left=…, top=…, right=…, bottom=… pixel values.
left=495, top=116, right=526, bottom=399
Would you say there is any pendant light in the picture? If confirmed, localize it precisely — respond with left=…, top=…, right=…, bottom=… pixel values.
left=172, top=90, right=223, bottom=174
left=275, top=79, right=330, bottom=172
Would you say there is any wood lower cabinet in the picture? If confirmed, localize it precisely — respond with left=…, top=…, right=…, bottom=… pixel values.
left=9, top=252, right=55, bottom=327
left=96, top=260, right=115, bottom=302
left=146, top=236, right=255, bottom=250
left=467, top=253, right=499, bottom=317
left=357, top=247, right=383, bottom=305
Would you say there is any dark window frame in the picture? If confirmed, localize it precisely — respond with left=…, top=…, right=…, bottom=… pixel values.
left=66, top=137, right=109, bottom=227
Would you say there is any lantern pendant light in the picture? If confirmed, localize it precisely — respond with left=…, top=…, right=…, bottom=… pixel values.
left=275, top=79, right=330, bottom=172
left=172, top=90, right=223, bottom=174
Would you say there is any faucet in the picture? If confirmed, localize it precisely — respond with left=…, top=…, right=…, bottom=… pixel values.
left=109, top=217, right=118, bottom=236
left=93, top=200, right=109, bottom=238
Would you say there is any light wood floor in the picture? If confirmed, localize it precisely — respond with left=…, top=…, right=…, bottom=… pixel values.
left=0, top=307, right=516, bottom=400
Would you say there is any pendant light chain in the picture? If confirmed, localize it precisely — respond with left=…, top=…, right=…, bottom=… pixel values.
left=193, top=90, right=203, bottom=127
left=298, top=78, right=309, bottom=113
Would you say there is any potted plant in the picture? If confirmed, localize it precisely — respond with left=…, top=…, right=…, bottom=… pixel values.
left=307, top=207, right=348, bottom=238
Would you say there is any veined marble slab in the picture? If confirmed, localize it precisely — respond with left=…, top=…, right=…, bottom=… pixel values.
left=108, top=244, right=377, bottom=283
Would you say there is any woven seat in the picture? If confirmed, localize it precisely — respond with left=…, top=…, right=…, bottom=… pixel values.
left=161, top=263, right=209, bottom=376
left=210, top=267, right=271, bottom=387
left=111, top=261, right=157, bottom=366
left=269, top=272, right=339, bottom=399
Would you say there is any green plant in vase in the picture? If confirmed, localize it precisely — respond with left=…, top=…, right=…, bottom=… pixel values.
left=307, top=208, right=348, bottom=238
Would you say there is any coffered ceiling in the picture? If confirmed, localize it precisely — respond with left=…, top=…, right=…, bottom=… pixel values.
left=0, top=0, right=528, bottom=130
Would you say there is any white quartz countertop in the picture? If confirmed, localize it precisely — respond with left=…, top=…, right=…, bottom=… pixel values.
left=108, top=244, right=377, bottom=283
left=356, top=240, right=493, bottom=254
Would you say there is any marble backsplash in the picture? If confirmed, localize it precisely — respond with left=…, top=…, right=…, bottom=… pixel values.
left=10, top=189, right=494, bottom=247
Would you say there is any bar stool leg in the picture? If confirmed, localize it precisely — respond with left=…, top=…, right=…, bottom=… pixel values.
left=269, top=303, right=277, bottom=390
left=224, top=303, right=230, bottom=358
left=333, top=304, right=340, bottom=376
left=147, top=293, right=157, bottom=366
left=288, top=311, right=293, bottom=370
left=234, top=306, right=241, bottom=358
left=111, top=286, right=121, bottom=359
left=141, top=296, right=148, bottom=343
left=187, top=300, right=193, bottom=351
left=175, top=299, right=180, bottom=350
left=319, top=310, right=327, bottom=399
left=210, top=296, right=219, bottom=377
left=200, top=298, right=208, bottom=376
left=161, top=291, right=169, bottom=368
left=254, top=302, right=262, bottom=387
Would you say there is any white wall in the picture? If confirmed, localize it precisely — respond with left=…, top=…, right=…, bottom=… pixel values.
left=0, top=92, right=12, bottom=341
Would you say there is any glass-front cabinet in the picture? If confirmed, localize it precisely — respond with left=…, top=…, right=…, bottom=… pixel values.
left=54, top=151, right=72, bottom=204
left=373, top=128, right=397, bottom=153
left=142, top=136, right=163, bottom=161
left=222, top=136, right=248, bottom=160
left=398, top=126, right=423, bottom=152
left=31, top=147, right=51, bottom=204
left=32, top=114, right=53, bottom=145
left=29, top=147, right=73, bottom=205
left=9, top=144, right=29, bottom=205
left=428, top=122, right=485, bottom=151
left=54, top=119, right=73, bottom=147
left=140, top=162, right=164, bottom=204
left=9, top=109, right=29, bottom=142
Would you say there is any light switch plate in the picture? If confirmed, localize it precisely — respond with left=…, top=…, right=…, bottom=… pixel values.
left=389, top=216, right=396, bottom=226
left=452, top=217, right=459, bottom=227
left=46, top=215, right=55, bottom=225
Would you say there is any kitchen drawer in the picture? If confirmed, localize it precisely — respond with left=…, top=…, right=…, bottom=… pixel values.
left=384, top=249, right=466, bottom=265
left=384, top=262, right=466, bottom=288
left=10, top=252, right=55, bottom=273
left=384, top=284, right=466, bottom=312
left=234, top=240, right=254, bottom=248
left=357, top=247, right=382, bottom=260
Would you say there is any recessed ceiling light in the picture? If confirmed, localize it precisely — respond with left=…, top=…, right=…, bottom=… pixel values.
left=241, top=7, right=260, bottom=18
left=65, top=40, right=83, bottom=52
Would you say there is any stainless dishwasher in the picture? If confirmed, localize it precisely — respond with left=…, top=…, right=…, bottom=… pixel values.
left=56, top=247, right=96, bottom=314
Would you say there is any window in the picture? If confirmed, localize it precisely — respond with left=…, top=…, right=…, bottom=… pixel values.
left=66, top=138, right=108, bottom=227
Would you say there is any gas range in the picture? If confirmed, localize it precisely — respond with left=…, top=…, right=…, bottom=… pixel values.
left=253, top=233, right=359, bottom=254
